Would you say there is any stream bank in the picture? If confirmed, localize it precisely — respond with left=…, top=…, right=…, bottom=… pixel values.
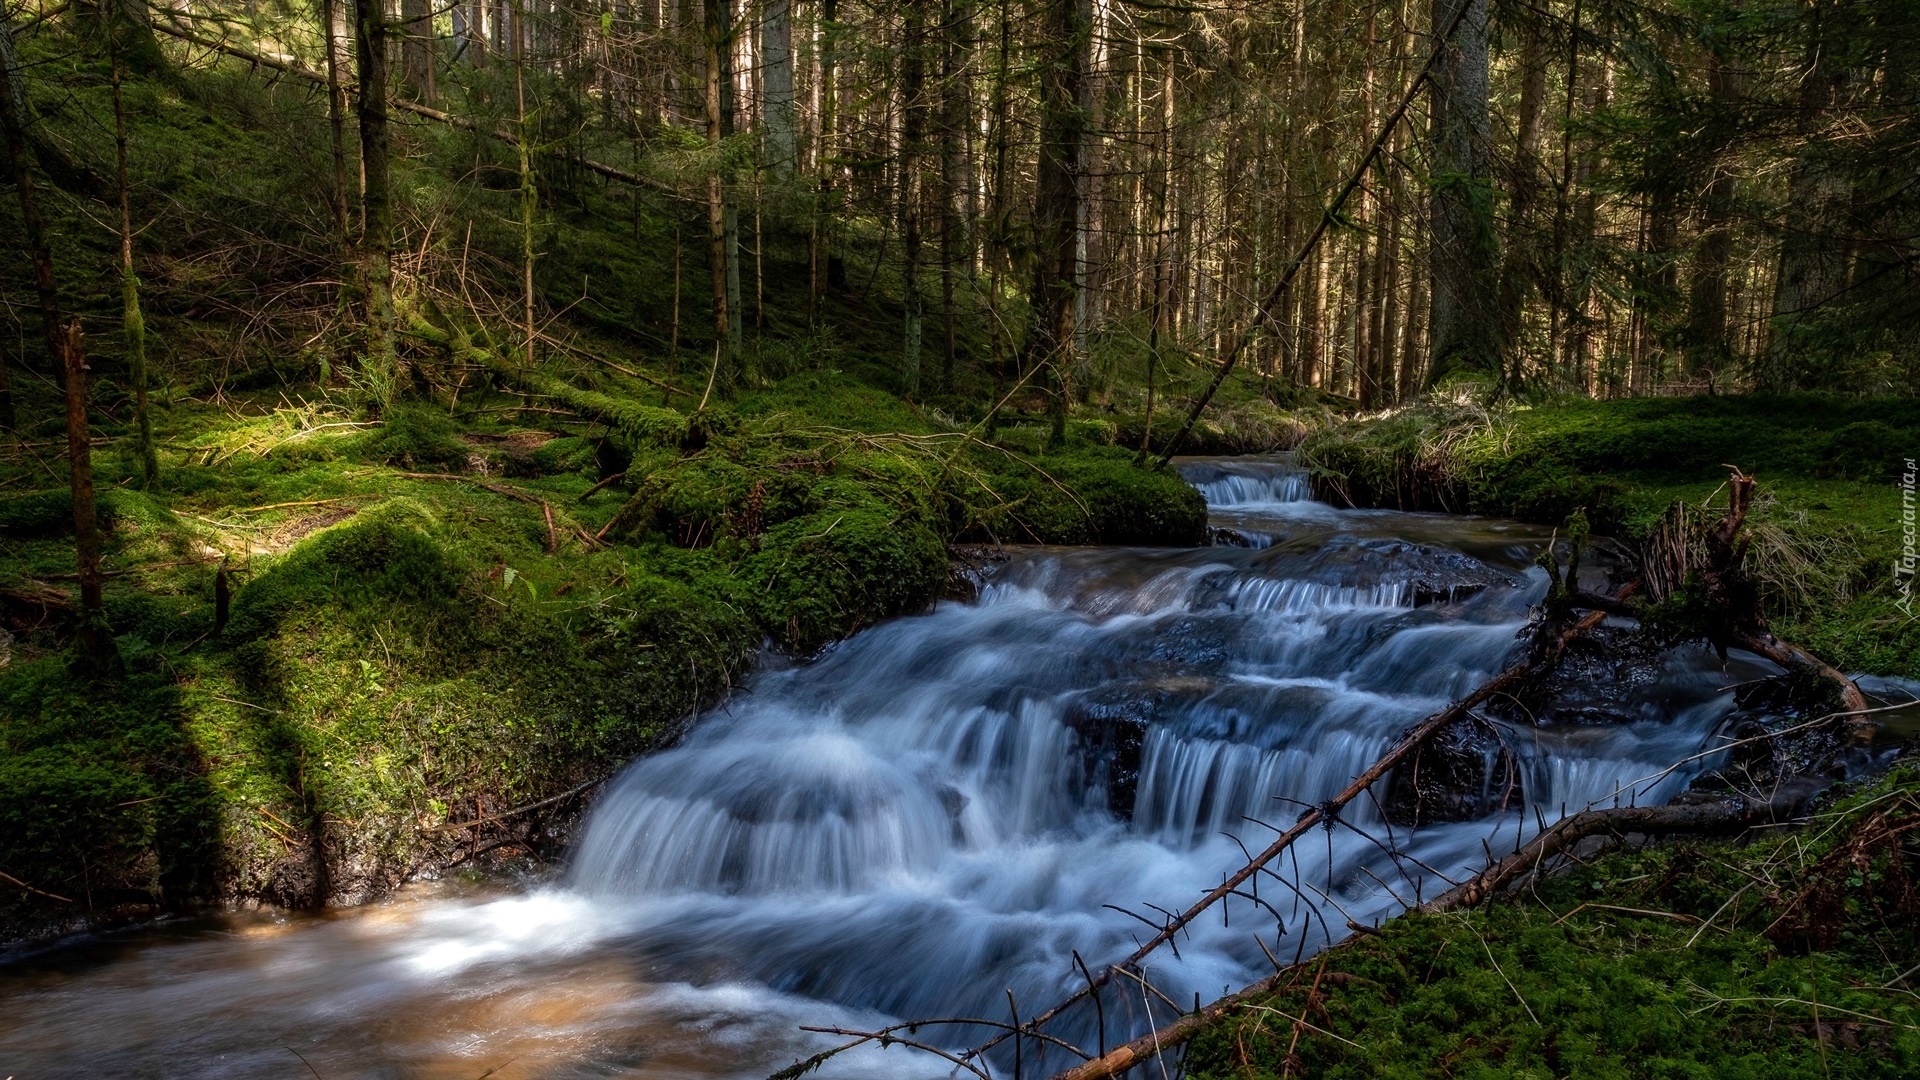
left=0, top=373, right=1206, bottom=945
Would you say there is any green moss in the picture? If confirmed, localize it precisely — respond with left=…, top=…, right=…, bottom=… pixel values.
left=1188, top=765, right=1920, bottom=1080
left=1301, top=395, right=1920, bottom=677
left=743, top=508, right=949, bottom=653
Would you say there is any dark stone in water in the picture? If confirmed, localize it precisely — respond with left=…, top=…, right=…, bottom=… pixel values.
left=1494, top=625, right=1668, bottom=727
left=1248, top=536, right=1513, bottom=605
left=946, top=545, right=1010, bottom=602
left=1207, top=526, right=1254, bottom=547
left=1063, top=678, right=1214, bottom=819
left=1383, top=714, right=1524, bottom=827
left=1690, top=670, right=1873, bottom=798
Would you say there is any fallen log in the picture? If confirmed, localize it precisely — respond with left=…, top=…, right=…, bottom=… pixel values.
left=1418, top=790, right=1802, bottom=913
left=403, top=311, right=690, bottom=450
left=1048, top=789, right=1803, bottom=1080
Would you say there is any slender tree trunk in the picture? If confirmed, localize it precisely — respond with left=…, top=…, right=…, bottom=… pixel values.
left=323, top=0, right=353, bottom=251
left=0, top=24, right=111, bottom=661
left=1426, top=0, right=1500, bottom=388
left=704, top=0, right=739, bottom=398
left=1686, top=51, right=1739, bottom=389
left=354, top=0, right=398, bottom=404
left=762, top=0, right=795, bottom=177
left=1021, top=0, right=1089, bottom=445
left=1354, top=15, right=1377, bottom=407
left=810, top=0, right=836, bottom=319
left=937, top=0, right=970, bottom=390
left=513, top=0, right=537, bottom=367
left=0, top=24, right=21, bottom=424
left=1565, top=59, right=1611, bottom=392
left=900, top=0, right=926, bottom=396
left=108, top=22, right=157, bottom=487
left=1496, top=11, right=1548, bottom=390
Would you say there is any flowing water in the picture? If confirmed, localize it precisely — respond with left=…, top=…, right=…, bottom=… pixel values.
left=1, top=456, right=1885, bottom=1079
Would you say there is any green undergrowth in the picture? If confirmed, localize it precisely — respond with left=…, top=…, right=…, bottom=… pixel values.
left=1186, top=764, right=1920, bottom=1079
left=0, top=20, right=1212, bottom=931
left=1300, top=395, right=1920, bottom=678
left=0, top=367, right=1204, bottom=930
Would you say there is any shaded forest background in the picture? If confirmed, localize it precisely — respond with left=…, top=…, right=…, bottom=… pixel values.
left=4, top=0, right=1918, bottom=432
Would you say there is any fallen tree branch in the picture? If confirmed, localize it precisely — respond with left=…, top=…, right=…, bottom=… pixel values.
left=426, top=774, right=609, bottom=833
left=1047, top=788, right=1804, bottom=1080
left=1418, top=790, right=1803, bottom=913
left=970, top=582, right=1635, bottom=1062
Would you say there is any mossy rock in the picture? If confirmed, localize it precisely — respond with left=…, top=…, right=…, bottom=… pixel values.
left=742, top=508, right=948, bottom=654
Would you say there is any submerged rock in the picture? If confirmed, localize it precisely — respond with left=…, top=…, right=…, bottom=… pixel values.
left=1063, top=677, right=1214, bottom=819
left=1383, top=714, right=1524, bottom=827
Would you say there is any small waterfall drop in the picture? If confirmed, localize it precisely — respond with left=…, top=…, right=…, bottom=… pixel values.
left=558, top=453, right=1761, bottom=1064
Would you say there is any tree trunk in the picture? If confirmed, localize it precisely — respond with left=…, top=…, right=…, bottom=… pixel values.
left=1021, top=0, right=1089, bottom=446
left=704, top=0, right=740, bottom=398
left=1763, top=0, right=1853, bottom=390
left=108, top=20, right=157, bottom=487
left=354, top=0, right=398, bottom=404
left=322, top=0, right=354, bottom=253
left=937, top=0, right=969, bottom=390
left=1496, top=11, right=1547, bottom=389
left=1685, top=51, right=1740, bottom=388
left=810, top=0, right=836, bottom=320
left=400, top=0, right=437, bottom=102
left=900, top=0, right=926, bottom=397
left=512, top=0, right=537, bottom=367
left=761, top=0, right=795, bottom=178
left=1425, top=0, right=1500, bottom=388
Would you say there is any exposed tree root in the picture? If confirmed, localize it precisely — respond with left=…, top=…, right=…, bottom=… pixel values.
left=1645, top=469, right=1869, bottom=719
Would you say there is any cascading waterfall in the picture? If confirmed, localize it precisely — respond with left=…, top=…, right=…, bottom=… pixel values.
left=558, top=454, right=1760, bottom=1065
left=0, top=454, right=1813, bottom=1080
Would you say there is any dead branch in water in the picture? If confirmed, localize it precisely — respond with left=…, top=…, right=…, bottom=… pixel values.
left=1645, top=468, right=1868, bottom=719
left=1046, top=787, right=1805, bottom=1080
left=956, top=581, right=1636, bottom=1067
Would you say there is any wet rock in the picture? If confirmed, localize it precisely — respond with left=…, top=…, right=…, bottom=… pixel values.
left=1491, top=624, right=1668, bottom=727
left=1383, top=715, right=1524, bottom=827
left=1248, top=536, right=1512, bottom=606
left=1688, top=670, right=1873, bottom=799
left=946, top=545, right=1010, bottom=602
left=1207, top=526, right=1254, bottom=547
left=1063, top=678, right=1213, bottom=819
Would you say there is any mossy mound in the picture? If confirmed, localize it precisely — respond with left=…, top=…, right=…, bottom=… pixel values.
left=1299, top=395, right=1920, bottom=678
left=1186, top=764, right=1920, bottom=1079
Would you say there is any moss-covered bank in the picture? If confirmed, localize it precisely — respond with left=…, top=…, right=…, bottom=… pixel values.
left=1300, top=395, right=1920, bottom=679
left=1185, top=763, right=1920, bottom=1079
left=0, top=372, right=1204, bottom=939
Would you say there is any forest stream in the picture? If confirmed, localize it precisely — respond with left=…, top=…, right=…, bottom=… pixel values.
left=0, top=457, right=1898, bottom=1079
